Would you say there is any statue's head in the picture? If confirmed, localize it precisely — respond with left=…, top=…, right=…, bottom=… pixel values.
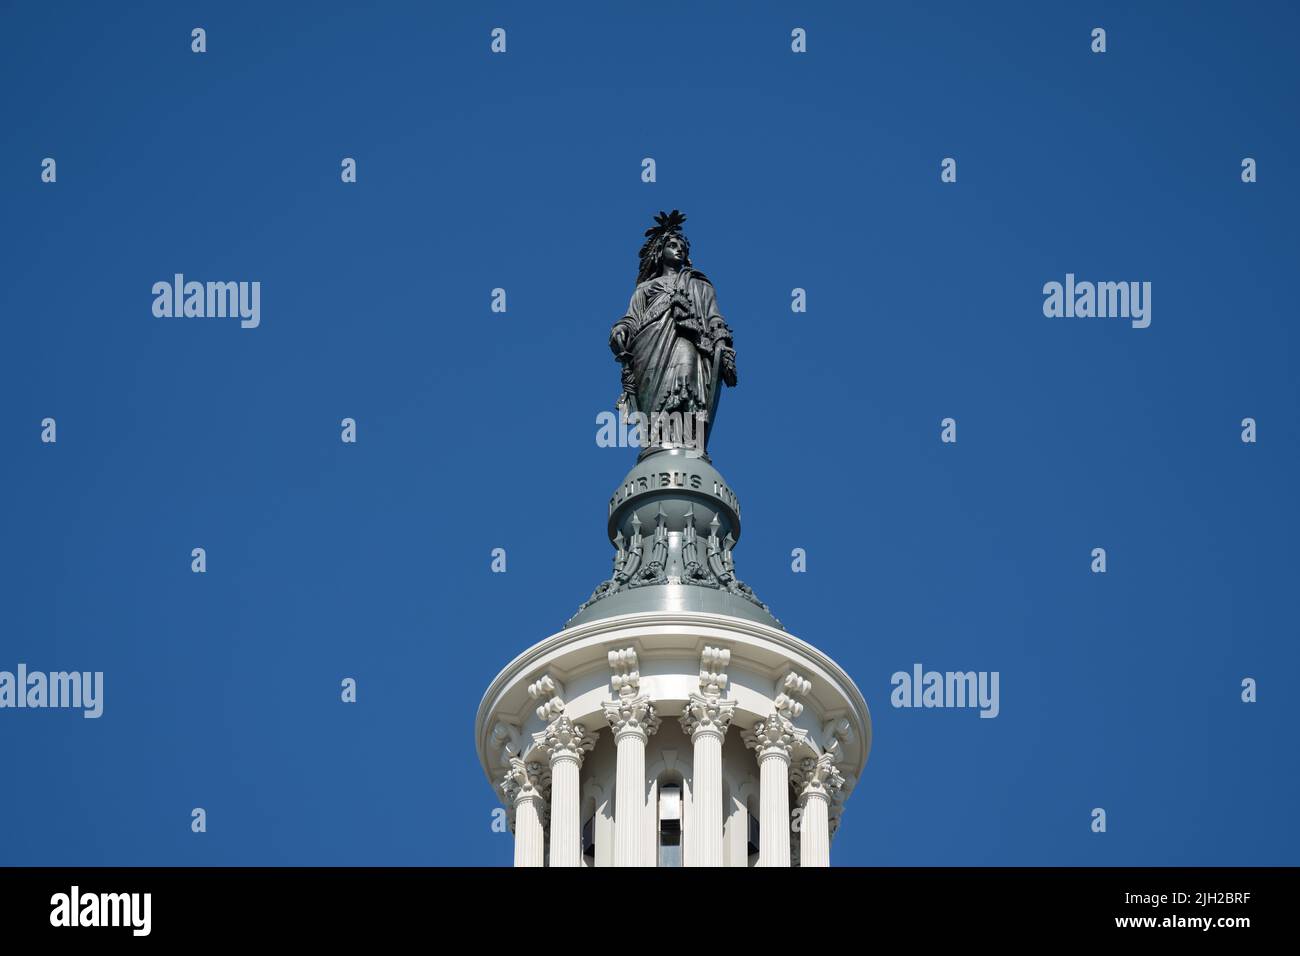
left=637, top=209, right=692, bottom=283
left=660, top=233, right=688, bottom=269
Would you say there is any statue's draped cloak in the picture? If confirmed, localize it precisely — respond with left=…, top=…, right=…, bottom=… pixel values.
left=613, top=269, right=729, bottom=432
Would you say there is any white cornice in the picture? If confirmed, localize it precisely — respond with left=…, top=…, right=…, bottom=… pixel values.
left=475, top=610, right=872, bottom=790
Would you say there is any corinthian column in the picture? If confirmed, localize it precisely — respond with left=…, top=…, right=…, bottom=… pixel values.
left=541, top=716, right=597, bottom=867
left=500, top=758, right=549, bottom=868
left=792, top=753, right=844, bottom=867
left=744, top=714, right=795, bottom=867
left=680, top=693, right=735, bottom=867
left=603, top=694, right=660, bottom=866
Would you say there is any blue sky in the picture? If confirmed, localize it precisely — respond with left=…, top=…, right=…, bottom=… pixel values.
left=1, top=0, right=1296, bottom=865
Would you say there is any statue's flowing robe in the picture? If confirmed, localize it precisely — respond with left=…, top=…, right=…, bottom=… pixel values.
left=611, top=269, right=731, bottom=433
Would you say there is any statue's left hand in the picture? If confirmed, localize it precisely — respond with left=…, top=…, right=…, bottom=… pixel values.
left=720, top=347, right=738, bottom=387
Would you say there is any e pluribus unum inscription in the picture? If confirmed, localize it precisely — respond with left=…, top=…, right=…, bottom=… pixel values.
left=609, top=470, right=740, bottom=519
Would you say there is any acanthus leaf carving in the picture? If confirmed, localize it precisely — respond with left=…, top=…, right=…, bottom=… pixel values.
left=602, top=694, right=660, bottom=740
left=679, top=693, right=736, bottom=740
left=541, top=715, right=598, bottom=766
left=499, top=757, right=550, bottom=807
left=742, top=713, right=795, bottom=759
left=791, top=751, right=845, bottom=800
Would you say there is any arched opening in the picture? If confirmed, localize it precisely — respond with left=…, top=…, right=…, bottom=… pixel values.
left=580, top=778, right=608, bottom=868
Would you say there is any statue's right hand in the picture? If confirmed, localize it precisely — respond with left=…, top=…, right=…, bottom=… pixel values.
left=610, top=326, right=630, bottom=356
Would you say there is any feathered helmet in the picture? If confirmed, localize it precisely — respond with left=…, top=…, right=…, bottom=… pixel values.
left=637, top=209, right=691, bottom=283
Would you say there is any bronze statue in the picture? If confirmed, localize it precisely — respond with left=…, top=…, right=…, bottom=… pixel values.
left=572, top=211, right=774, bottom=625
left=609, top=211, right=737, bottom=456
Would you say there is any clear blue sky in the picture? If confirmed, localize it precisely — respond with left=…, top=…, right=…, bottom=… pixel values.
left=1, top=0, right=1296, bottom=866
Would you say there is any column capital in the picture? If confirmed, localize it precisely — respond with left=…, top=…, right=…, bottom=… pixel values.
left=603, top=694, right=660, bottom=741
left=679, top=693, right=736, bottom=741
left=792, top=752, right=845, bottom=802
left=541, top=715, right=598, bottom=766
left=499, top=757, right=550, bottom=807
left=743, top=713, right=795, bottom=762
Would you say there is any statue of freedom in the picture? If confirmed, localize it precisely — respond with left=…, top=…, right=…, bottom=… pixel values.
left=609, top=211, right=738, bottom=457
